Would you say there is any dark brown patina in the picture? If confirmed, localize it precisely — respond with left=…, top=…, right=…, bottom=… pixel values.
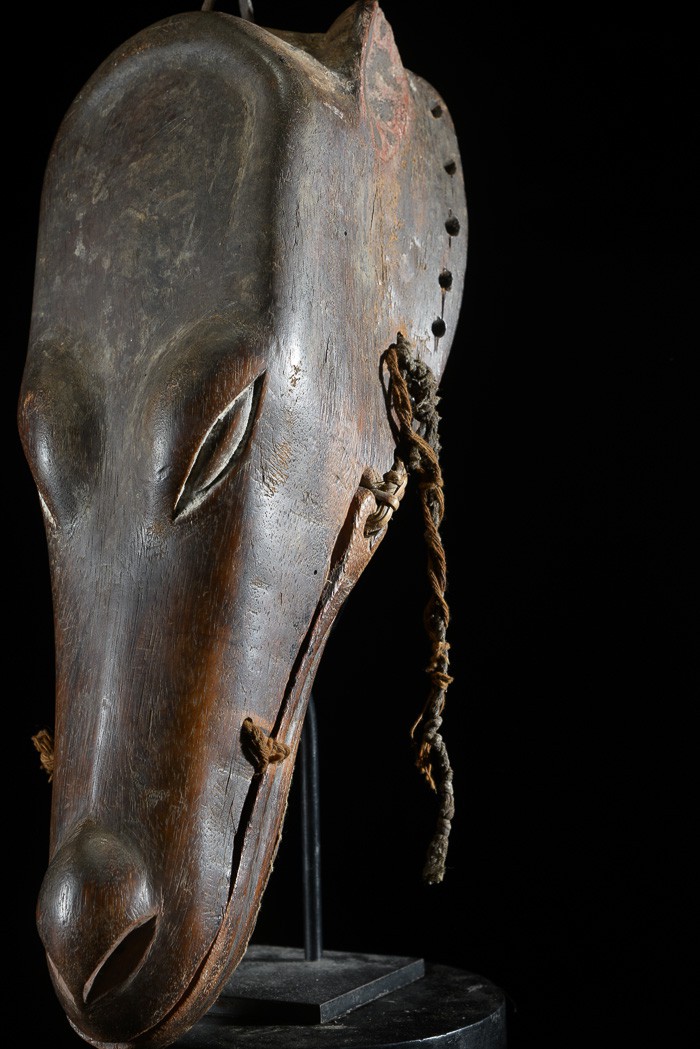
left=18, top=3, right=467, bottom=1046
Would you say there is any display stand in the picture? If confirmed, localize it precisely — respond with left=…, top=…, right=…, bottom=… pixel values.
left=176, top=699, right=506, bottom=1048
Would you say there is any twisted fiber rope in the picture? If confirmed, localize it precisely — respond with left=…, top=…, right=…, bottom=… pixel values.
left=384, top=333, right=455, bottom=885
left=241, top=717, right=290, bottom=775
left=32, top=729, right=54, bottom=781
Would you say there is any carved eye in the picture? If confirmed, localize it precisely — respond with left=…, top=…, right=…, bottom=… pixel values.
left=19, top=352, right=103, bottom=531
left=174, top=375, right=263, bottom=519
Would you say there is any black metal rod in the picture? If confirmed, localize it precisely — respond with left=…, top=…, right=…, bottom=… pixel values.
left=200, top=2, right=255, bottom=20
left=300, top=695, right=323, bottom=961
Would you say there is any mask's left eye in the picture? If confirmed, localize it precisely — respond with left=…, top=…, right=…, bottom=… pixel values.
left=174, top=374, right=263, bottom=519
left=19, top=349, right=103, bottom=530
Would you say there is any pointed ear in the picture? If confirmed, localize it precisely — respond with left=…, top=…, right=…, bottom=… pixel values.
left=323, top=1, right=410, bottom=158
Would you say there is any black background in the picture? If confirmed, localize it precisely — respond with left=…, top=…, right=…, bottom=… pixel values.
left=9, top=2, right=695, bottom=1047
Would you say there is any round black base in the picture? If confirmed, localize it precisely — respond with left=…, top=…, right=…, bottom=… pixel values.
left=176, top=962, right=506, bottom=1048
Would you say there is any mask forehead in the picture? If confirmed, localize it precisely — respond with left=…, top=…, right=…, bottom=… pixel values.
left=30, top=18, right=294, bottom=370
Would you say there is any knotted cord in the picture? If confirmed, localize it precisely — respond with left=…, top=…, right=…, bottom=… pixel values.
left=241, top=717, right=291, bottom=775
left=32, top=729, right=55, bottom=782
left=361, top=458, right=408, bottom=535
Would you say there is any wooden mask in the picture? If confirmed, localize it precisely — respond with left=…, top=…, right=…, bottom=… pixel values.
left=18, top=3, right=467, bottom=1045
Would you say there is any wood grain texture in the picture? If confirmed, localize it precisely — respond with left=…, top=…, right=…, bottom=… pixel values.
left=18, top=3, right=467, bottom=1046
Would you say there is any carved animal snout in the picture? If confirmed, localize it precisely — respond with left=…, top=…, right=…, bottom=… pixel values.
left=37, top=823, right=157, bottom=1011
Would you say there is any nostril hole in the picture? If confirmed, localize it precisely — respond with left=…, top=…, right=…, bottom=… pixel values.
left=83, top=915, right=157, bottom=1006
left=444, top=160, right=457, bottom=176
left=47, top=954, right=79, bottom=1010
left=431, top=104, right=443, bottom=118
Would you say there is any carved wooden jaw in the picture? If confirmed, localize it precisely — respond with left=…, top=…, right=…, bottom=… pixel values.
left=20, top=3, right=466, bottom=1046
left=127, top=480, right=402, bottom=1049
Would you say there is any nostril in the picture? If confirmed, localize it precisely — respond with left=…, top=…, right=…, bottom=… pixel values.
left=83, top=914, right=158, bottom=1006
left=47, top=953, right=79, bottom=1011
left=37, top=821, right=156, bottom=1008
